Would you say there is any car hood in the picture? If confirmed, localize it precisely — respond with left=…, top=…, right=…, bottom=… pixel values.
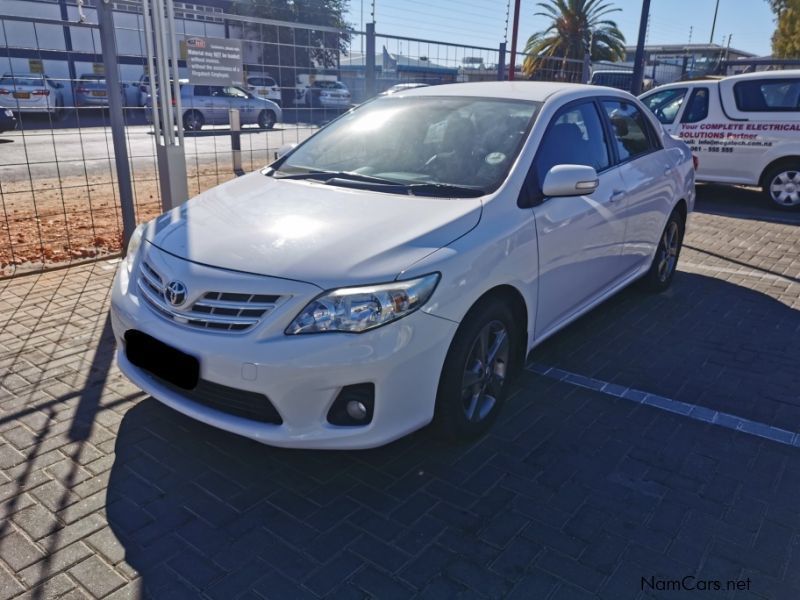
left=145, top=171, right=482, bottom=289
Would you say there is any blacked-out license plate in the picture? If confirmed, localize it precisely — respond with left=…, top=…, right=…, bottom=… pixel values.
left=125, top=330, right=199, bottom=390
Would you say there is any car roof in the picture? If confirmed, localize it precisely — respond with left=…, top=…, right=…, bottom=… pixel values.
left=395, top=80, right=632, bottom=103
left=723, top=69, right=800, bottom=82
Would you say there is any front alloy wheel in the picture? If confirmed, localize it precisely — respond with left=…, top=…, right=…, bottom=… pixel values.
left=461, top=320, right=509, bottom=423
left=435, top=298, right=518, bottom=441
left=766, top=168, right=800, bottom=208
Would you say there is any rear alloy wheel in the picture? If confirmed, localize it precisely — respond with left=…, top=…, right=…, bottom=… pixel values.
left=764, top=166, right=800, bottom=209
left=435, top=299, right=518, bottom=441
left=258, top=109, right=276, bottom=130
left=182, top=110, right=204, bottom=131
left=642, top=209, right=684, bottom=292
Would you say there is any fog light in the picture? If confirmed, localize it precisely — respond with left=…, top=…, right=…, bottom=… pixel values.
left=327, top=383, right=375, bottom=426
left=346, top=400, right=368, bottom=421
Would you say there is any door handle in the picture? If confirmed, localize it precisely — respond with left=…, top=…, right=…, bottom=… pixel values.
left=609, top=190, right=625, bottom=203
left=664, top=165, right=672, bottom=175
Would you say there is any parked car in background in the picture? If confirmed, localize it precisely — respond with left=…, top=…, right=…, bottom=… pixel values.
left=74, top=74, right=124, bottom=108
left=147, top=83, right=282, bottom=130
left=0, top=73, right=65, bottom=114
left=590, top=70, right=654, bottom=93
left=381, top=82, right=431, bottom=95
left=246, top=75, right=281, bottom=106
left=0, top=108, right=17, bottom=132
left=640, top=70, right=800, bottom=209
left=113, top=81, right=694, bottom=449
left=295, top=75, right=351, bottom=109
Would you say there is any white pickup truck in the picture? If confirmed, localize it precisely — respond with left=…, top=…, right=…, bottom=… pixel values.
left=640, top=70, right=800, bottom=209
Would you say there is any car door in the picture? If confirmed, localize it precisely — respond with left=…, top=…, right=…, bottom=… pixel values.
left=600, top=98, right=677, bottom=273
left=532, top=99, right=629, bottom=338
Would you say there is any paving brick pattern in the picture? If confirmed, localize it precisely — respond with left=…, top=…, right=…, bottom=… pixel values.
left=0, top=194, right=799, bottom=599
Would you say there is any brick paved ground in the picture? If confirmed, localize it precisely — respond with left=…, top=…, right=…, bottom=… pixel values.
left=0, top=189, right=799, bottom=599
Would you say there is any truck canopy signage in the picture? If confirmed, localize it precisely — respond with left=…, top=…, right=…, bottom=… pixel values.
left=184, top=36, right=243, bottom=86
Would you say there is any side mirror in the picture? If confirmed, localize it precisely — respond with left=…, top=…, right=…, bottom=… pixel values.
left=542, top=164, right=599, bottom=197
left=274, top=142, right=297, bottom=160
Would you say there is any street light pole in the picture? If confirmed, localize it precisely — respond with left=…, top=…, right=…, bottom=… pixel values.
left=631, top=0, right=651, bottom=95
left=709, top=0, right=721, bottom=44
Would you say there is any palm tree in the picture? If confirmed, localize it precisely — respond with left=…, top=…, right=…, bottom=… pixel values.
left=522, top=0, right=626, bottom=80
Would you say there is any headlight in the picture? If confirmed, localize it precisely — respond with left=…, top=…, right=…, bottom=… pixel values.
left=124, top=223, right=146, bottom=272
left=286, top=273, right=440, bottom=334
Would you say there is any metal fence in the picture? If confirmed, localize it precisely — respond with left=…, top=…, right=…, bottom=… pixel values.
left=0, top=0, right=642, bottom=279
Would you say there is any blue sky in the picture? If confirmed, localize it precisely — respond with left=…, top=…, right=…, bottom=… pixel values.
left=346, top=0, right=775, bottom=57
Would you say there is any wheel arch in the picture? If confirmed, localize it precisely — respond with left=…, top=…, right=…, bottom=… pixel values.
left=759, top=156, right=800, bottom=188
left=458, top=283, right=529, bottom=372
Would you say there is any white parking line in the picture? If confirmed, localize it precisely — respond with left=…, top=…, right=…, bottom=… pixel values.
left=680, top=261, right=800, bottom=286
left=526, top=362, right=800, bottom=448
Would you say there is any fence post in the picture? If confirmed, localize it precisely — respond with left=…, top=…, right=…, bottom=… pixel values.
left=631, top=0, right=651, bottom=95
left=229, top=109, right=243, bottom=176
left=582, top=53, right=591, bottom=84
left=497, top=42, right=506, bottom=81
left=96, top=0, right=137, bottom=251
left=365, top=22, right=376, bottom=98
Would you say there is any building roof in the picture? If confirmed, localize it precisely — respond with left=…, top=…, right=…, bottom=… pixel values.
left=623, top=43, right=756, bottom=57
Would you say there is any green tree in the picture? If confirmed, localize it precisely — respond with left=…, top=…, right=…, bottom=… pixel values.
left=768, top=0, right=800, bottom=57
left=522, top=0, right=626, bottom=80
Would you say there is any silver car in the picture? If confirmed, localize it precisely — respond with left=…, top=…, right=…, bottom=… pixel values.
left=147, top=83, right=282, bottom=131
left=0, top=73, right=65, bottom=114
left=74, top=74, right=124, bottom=108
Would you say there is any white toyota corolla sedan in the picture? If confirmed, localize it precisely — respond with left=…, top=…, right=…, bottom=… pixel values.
left=110, top=81, right=695, bottom=449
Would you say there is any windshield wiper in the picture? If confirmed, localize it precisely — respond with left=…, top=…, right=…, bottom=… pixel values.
left=405, top=182, right=485, bottom=198
left=272, top=170, right=485, bottom=197
left=272, top=170, right=401, bottom=185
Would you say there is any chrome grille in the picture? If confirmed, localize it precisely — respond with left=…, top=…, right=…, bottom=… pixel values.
left=137, top=260, right=281, bottom=333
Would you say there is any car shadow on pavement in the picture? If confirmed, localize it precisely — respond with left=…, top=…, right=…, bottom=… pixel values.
left=529, top=271, right=800, bottom=431
left=695, top=184, right=800, bottom=226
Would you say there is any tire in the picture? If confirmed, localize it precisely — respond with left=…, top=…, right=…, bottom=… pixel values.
left=182, top=110, right=204, bottom=131
left=435, top=298, right=519, bottom=441
left=642, top=208, right=685, bottom=292
left=762, top=163, right=800, bottom=209
left=258, top=109, right=276, bottom=130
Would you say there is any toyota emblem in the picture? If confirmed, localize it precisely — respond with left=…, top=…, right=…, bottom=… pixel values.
left=165, top=280, right=188, bottom=306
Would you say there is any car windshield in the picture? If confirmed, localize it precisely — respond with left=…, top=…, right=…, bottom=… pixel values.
left=275, top=96, right=540, bottom=193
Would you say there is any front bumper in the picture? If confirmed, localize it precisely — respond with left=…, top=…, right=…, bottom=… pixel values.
left=110, top=254, right=457, bottom=449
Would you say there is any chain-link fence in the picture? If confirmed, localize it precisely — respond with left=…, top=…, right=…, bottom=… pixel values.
left=1, top=1, right=642, bottom=279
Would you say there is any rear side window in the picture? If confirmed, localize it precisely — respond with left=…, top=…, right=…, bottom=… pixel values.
left=601, top=100, right=658, bottom=162
left=193, top=85, right=211, bottom=97
left=641, top=88, right=687, bottom=124
left=536, top=101, right=611, bottom=183
left=681, top=87, right=709, bottom=123
left=734, top=78, right=800, bottom=111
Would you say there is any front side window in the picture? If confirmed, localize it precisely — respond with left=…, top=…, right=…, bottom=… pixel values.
left=535, top=101, right=611, bottom=183
left=223, top=86, right=249, bottom=98
left=641, top=88, right=687, bottom=124
left=276, top=96, right=541, bottom=192
left=681, top=87, right=709, bottom=123
left=602, top=100, right=657, bottom=162
left=734, top=78, right=800, bottom=111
